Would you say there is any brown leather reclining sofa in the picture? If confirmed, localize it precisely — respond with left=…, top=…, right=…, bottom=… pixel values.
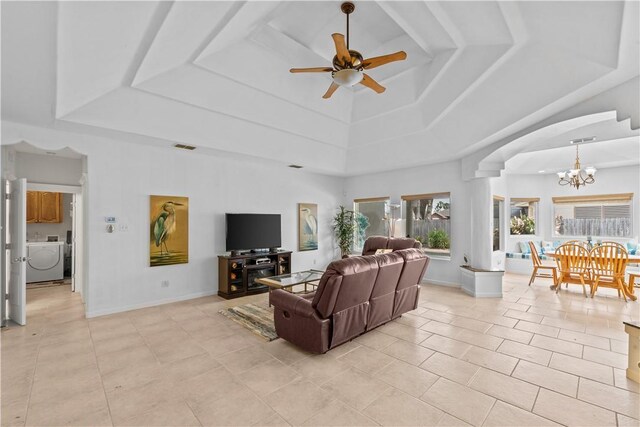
left=269, top=237, right=429, bottom=353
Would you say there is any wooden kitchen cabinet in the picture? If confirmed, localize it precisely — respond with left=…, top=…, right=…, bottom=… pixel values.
left=26, top=191, right=63, bottom=223
left=26, top=191, right=39, bottom=223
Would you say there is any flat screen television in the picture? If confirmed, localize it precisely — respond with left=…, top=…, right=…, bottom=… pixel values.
left=226, top=213, right=281, bottom=251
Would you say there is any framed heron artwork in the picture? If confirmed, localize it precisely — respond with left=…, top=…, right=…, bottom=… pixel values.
left=150, top=195, right=189, bottom=267
left=298, top=203, right=318, bottom=251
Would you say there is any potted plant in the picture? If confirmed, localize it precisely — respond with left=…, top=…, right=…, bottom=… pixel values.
left=332, top=206, right=356, bottom=258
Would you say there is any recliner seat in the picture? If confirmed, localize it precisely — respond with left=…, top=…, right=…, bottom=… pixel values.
left=270, top=245, right=429, bottom=353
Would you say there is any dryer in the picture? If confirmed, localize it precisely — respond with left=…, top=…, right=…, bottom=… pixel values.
left=26, top=242, right=65, bottom=283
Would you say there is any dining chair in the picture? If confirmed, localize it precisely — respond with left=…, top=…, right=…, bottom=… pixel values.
left=555, top=243, right=591, bottom=297
left=590, top=242, right=629, bottom=301
left=527, top=241, right=557, bottom=286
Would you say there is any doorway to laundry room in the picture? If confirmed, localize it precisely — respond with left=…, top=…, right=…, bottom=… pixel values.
left=26, top=191, right=75, bottom=289
left=1, top=143, right=86, bottom=326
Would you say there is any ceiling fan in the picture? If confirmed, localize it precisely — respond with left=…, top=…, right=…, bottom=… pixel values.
left=290, top=2, right=407, bottom=99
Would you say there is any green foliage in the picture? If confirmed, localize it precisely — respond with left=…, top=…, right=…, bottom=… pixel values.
left=510, top=214, right=535, bottom=235
left=355, top=212, right=370, bottom=246
left=434, top=201, right=450, bottom=212
left=332, top=206, right=356, bottom=258
left=427, top=229, right=450, bottom=249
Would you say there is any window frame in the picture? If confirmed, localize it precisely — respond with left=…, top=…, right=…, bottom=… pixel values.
left=401, top=191, right=452, bottom=259
left=493, top=195, right=505, bottom=251
left=353, top=196, right=390, bottom=251
left=551, top=193, right=634, bottom=238
left=509, top=197, right=539, bottom=236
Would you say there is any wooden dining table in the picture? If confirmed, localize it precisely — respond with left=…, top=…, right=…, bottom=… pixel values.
left=545, top=251, right=640, bottom=301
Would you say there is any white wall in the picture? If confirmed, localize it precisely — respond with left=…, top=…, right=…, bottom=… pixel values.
left=344, top=160, right=469, bottom=286
left=2, top=121, right=344, bottom=317
left=15, top=152, right=83, bottom=186
left=501, top=165, right=640, bottom=253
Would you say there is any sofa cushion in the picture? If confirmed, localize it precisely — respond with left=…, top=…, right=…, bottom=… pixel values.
left=367, top=252, right=404, bottom=330
left=311, top=256, right=378, bottom=319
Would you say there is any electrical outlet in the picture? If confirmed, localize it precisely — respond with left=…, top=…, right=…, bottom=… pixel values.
left=161, top=280, right=169, bottom=288
left=119, top=224, right=129, bottom=232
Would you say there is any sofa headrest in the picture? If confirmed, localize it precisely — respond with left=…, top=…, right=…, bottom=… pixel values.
left=387, top=237, right=422, bottom=251
left=395, top=248, right=427, bottom=261
left=362, top=236, right=390, bottom=256
left=371, top=251, right=405, bottom=267
left=361, top=236, right=421, bottom=256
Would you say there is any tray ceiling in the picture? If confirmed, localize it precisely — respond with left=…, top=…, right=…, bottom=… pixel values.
left=2, top=1, right=638, bottom=176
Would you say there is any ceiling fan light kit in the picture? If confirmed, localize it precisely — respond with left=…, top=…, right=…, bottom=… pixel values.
left=332, top=69, right=363, bottom=86
left=289, top=2, right=407, bottom=99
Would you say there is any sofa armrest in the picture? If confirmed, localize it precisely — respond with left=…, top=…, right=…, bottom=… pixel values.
left=269, top=290, right=316, bottom=318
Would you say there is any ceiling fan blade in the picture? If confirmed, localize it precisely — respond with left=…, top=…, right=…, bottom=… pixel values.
left=322, top=82, right=340, bottom=99
left=360, top=74, right=386, bottom=94
left=362, top=51, right=407, bottom=70
left=331, top=33, right=351, bottom=65
left=290, top=67, right=333, bottom=73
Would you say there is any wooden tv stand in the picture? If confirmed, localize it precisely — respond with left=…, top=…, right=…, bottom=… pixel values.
left=217, top=251, right=292, bottom=300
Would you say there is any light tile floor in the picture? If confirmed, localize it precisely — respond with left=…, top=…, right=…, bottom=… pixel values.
left=2, top=274, right=639, bottom=426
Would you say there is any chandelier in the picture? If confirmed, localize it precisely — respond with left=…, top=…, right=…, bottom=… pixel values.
left=557, top=142, right=596, bottom=189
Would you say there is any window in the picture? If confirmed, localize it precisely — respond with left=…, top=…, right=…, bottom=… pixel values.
left=493, top=196, right=504, bottom=251
left=510, top=198, right=539, bottom=235
left=553, top=193, right=633, bottom=237
left=402, top=192, right=451, bottom=257
left=353, top=197, right=389, bottom=250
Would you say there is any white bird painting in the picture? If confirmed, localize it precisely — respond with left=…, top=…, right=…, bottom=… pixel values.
left=298, top=203, right=318, bottom=251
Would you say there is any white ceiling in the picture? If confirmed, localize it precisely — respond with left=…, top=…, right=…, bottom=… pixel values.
left=2, top=1, right=639, bottom=176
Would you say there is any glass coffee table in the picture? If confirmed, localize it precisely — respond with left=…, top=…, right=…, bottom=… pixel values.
left=256, top=269, right=324, bottom=304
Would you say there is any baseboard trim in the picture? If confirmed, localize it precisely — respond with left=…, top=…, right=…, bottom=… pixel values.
left=461, top=287, right=503, bottom=298
left=422, top=278, right=460, bottom=288
left=86, top=289, right=218, bottom=318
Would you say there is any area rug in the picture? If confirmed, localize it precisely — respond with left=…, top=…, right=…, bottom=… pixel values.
left=219, top=303, right=279, bottom=342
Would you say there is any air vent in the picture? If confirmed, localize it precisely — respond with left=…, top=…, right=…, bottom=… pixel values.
left=174, top=144, right=196, bottom=150
left=288, top=164, right=303, bottom=169
left=570, top=137, right=596, bottom=145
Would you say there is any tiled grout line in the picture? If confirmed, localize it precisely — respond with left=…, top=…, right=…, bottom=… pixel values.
left=87, top=324, right=116, bottom=427
left=382, top=316, right=638, bottom=401
left=20, top=325, right=41, bottom=427
left=11, top=278, right=639, bottom=426
left=183, top=399, right=205, bottom=427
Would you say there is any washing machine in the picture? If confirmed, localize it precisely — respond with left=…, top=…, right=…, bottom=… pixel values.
left=26, top=241, right=65, bottom=283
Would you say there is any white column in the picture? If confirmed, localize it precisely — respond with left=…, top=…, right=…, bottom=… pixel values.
left=468, top=177, right=493, bottom=270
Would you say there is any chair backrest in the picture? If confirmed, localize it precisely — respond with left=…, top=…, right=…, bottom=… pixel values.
left=564, top=240, right=589, bottom=248
left=590, top=242, right=628, bottom=277
left=528, top=241, right=542, bottom=267
left=555, top=243, right=590, bottom=273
